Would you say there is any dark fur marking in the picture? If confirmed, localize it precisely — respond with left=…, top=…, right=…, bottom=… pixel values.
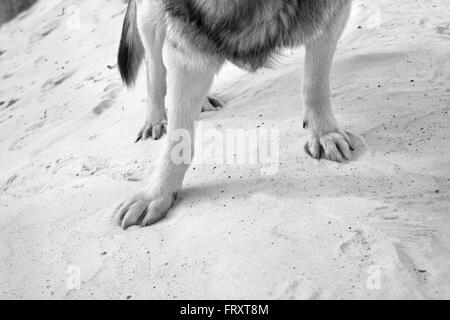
left=163, top=0, right=348, bottom=70
left=118, top=0, right=145, bottom=88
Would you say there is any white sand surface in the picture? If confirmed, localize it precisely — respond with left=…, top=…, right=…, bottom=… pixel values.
left=0, top=0, right=449, bottom=299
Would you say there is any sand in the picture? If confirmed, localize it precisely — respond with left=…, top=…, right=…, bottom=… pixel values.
left=0, top=0, right=449, bottom=299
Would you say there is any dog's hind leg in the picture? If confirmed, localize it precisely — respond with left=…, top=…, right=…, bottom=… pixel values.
left=135, top=1, right=168, bottom=141
left=134, top=2, right=223, bottom=142
left=114, top=40, right=223, bottom=229
left=302, top=2, right=355, bottom=162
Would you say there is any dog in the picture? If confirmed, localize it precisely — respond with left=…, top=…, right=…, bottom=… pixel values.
left=115, top=0, right=354, bottom=229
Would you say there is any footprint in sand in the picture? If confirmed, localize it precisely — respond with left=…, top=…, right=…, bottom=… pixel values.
left=102, top=83, right=123, bottom=99
left=436, top=23, right=450, bottom=36
left=25, top=119, right=47, bottom=133
left=42, top=72, right=75, bottom=92
left=92, top=82, right=123, bottom=115
left=1, top=98, right=19, bottom=110
left=271, top=279, right=322, bottom=300
left=92, top=100, right=116, bottom=115
left=28, top=20, right=61, bottom=45
left=393, top=244, right=430, bottom=284
left=78, top=157, right=109, bottom=177
left=338, top=230, right=371, bottom=258
left=2, top=175, right=18, bottom=193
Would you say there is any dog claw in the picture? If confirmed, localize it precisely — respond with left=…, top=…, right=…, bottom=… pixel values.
left=305, top=130, right=354, bottom=162
left=135, top=120, right=167, bottom=142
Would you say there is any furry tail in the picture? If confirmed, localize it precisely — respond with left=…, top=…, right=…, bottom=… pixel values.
left=118, top=0, right=145, bottom=88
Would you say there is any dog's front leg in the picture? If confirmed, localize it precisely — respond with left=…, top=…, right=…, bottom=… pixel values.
left=302, top=3, right=355, bottom=162
left=115, top=42, right=221, bottom=229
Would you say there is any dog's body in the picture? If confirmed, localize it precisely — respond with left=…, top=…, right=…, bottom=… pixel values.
left=115, top=0, right=354, bottom=228
left=164, top=0, right=349, bottom=70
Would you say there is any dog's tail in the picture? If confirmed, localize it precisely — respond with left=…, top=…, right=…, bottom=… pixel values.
left=118, top=0, right=145, bottom=88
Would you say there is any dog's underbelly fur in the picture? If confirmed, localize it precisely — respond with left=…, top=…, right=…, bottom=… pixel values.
left=163, top=0, right=349, bottom=70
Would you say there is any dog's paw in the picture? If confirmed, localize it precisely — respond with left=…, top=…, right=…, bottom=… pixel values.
left=305, top=129, right=355, bottom=162
left=202, top=96, right=224, bottom=112
left=113, top=191, right=177, bottom=229
left=135, top=119, right=167, bottom=142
